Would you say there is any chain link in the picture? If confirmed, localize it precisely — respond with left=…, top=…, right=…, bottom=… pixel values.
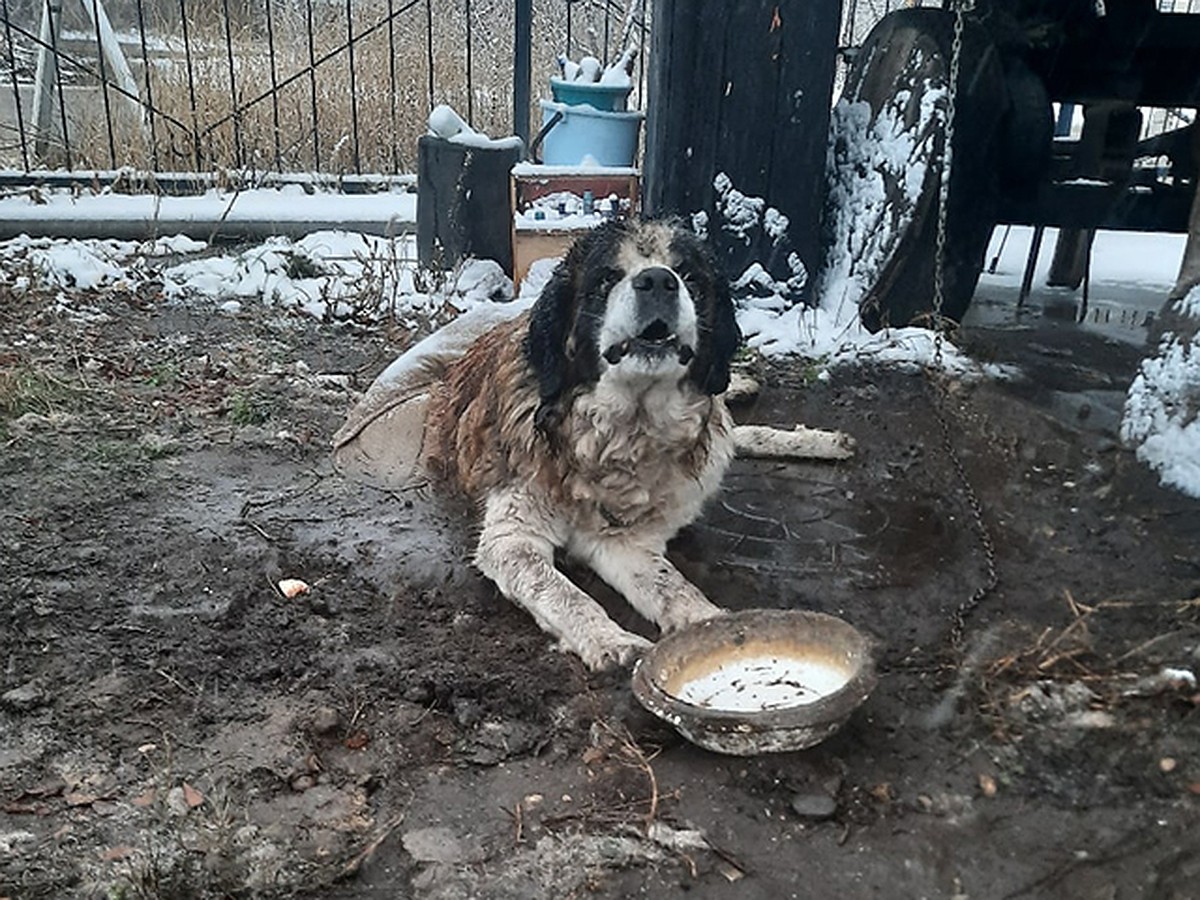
left=926, top=0, right=997, bottom=653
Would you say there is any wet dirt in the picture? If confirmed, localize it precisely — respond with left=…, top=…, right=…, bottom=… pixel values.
left=2, top=283, right=1199, bottom=899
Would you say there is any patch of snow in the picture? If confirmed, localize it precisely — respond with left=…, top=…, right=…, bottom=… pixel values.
left=0, top=185, right=415, bottom=231
left=713, top=172, right=765, bottom=243
left=1121, top=291, right=1200, bottom=498
left=0, top=233, right=194, bottom=291
left=30, top=242, right=127, bottom=290
left=816, top=87, right=944, bottom=325
left=518, top=257, right=561, bottom=301
left=163, top=231, right=468, bottom=324
left=1177, top=283, right=1200, bottom=319
left=510, top=163, right=638, bottom=177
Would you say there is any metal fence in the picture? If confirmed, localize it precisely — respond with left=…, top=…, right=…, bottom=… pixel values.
left=0, top=0, right=648, bottom=179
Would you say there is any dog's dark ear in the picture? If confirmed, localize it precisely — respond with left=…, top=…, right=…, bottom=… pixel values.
left=525, top=258, right=577, bottom=434
left=693, top=279, right=741, bottom=395
left=526, top=221, right=628, bottom=433
left=675, top=230, right=741, bottom=396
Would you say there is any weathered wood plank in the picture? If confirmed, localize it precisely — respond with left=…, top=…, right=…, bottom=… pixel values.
left=645, top=0, right=841, bottom=295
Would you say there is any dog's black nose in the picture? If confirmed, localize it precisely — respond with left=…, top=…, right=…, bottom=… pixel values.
left=632, top=266, right=678, bottom=296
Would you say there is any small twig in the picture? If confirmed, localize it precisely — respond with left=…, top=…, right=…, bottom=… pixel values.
left=1109, top=631, right=1183, bottom=666
left=409, top=700, right=438, bottom=727
left=240, top=473, right=327, bottom=514
left=1063, top=588, right=1093, bottom=618
left=156, top=669, right=197, bottom=697
left=337, top=811, right=406, bottom=882
left=347, top=693, right=369, bottom=730
left=596, top=721, right=661, bottom=828
left=499, top=801, right=524, bottom=845
left=237, top=517, right=275, bottom=542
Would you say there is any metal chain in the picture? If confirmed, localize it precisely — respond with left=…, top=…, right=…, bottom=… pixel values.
left=926, top=0, right=997, bottom=653
left=930, top=0, right=969, bottom=366
left=928, top=380, right=1000, bottom=650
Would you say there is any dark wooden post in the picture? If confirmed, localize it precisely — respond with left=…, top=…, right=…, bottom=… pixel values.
left=645, top=0, right=841, bottom=296
left=513, top=0, right=533, bottom=150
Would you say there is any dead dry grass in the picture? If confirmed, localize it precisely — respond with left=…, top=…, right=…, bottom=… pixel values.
left=11, top=0, right=646, bottom=174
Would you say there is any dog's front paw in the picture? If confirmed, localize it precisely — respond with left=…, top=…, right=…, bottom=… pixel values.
left=658, top=597, right=726, bottom=634
left=572, top=628, right=653, bottom=672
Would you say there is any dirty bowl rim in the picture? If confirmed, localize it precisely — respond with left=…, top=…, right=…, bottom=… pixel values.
left=631, top=609, right=877, bottom=731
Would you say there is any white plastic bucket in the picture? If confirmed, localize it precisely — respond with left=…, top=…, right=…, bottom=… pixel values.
left=539, top=99, right=644, bottom=167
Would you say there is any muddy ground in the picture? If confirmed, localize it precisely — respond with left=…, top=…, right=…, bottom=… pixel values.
left=1, top=278, right=1198, bottom=900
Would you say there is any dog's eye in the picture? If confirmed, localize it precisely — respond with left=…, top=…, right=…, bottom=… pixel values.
left=595, top=267, right=623, bottom=294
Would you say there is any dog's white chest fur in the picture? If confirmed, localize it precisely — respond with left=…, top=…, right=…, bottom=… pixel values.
left=561, top=376, right=733, bottom=539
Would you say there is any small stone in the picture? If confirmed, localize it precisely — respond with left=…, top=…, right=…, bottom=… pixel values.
left=1160, top=757, right=1177, bottom=773
left=277, top=578, right=310, bottom=599
left=1, top=682, right=47, bottom=712
left=403, top=684, right=433, bottom=704
left=290, top=774, right=317, bottom=792
left=790, top=792, right=837, bottom=820
left=978, top=773, right=998, bottom=798
left=165, top=786, right=189, bottom=817
left=309, top=706, right=341, bottom=735
left=402, top=827, right=469, bottom=863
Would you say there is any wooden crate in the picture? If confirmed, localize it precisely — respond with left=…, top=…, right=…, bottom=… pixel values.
left=510, top=166, right=640, bottom=288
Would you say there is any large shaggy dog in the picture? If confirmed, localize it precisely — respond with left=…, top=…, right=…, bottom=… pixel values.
left=423, top=219, right=739, bottom=669
left=335, top=218, right=852, bottom=670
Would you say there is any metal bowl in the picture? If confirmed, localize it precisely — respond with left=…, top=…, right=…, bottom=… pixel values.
left=631, top=609, right=876, bottom=755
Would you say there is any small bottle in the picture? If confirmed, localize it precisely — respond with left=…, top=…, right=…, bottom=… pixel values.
left=582, top=190, right=595, bottom=215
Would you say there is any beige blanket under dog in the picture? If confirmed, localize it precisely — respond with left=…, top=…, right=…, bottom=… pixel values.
left=331, top=301, right=533, bottom=489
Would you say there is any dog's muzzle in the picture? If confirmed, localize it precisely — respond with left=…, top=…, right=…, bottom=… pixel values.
left=602, top=266, right=696, bottom=366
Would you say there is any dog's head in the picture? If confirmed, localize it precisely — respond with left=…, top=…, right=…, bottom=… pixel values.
left=525, top=218, right=741, bottom=433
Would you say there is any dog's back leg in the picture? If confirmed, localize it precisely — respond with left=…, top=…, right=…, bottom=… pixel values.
left=476, top=490, right=651, bottom=671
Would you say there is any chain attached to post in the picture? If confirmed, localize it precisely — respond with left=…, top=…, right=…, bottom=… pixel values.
left=926, top=0, right=998, bottom=653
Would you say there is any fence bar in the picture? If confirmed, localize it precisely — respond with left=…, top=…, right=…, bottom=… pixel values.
left=465, top=0, right=474, bottom=124
left=514, top=0, right=532, bottom=148
left=637, top=0, right=647, bottom=108
left=265, top=0, right=283, bottom=170
left=604, top=0, right=611, bottom=61
left=387, top=0, right=399, bottom=172
left=179, top=0, right=202, bottom=170
left=2, top=0, right=30, bottom=170
left=305, top=0, right=320, bottom=169
left=133, top=0, right=158, bottom=170
left=0, top=169, right=415, bottom=194
left=345, top=0, right=361, bottom=172
left=221, top=0, right=243, bottom=168
left=425, top=0, right=435, bottom=111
